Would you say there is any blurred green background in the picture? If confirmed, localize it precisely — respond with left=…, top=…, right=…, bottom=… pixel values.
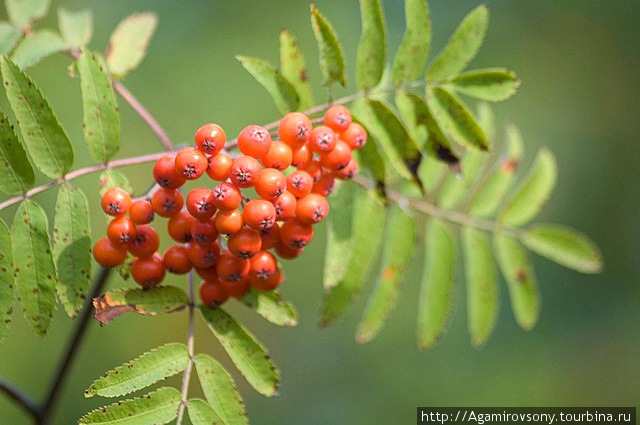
left=0, top=0, right=638, bottom=423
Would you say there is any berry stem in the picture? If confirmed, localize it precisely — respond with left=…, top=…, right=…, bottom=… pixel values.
left=176, top=270, right=196, bottom=425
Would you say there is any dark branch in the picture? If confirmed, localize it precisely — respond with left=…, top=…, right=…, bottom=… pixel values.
left=0, top=375, right=43, bottom=418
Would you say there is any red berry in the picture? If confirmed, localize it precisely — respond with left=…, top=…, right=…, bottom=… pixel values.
left=190, top=218, right=219, bottom=245
left=278, top=112, right=312, bottom=147
left=296, top=194, right=330, bottom=225
left=227, top=227, right=262, bottom=259
left=175, top=147, right=208, bottom=180
left=238, top=125, right=272, bottom=159
left=341, top=122, right=367, bottom=150
left=251, top=268, right=282, bottom=292
left=333, top=157, right=358, bottom=180
left=186, top=188, right=216, bottom=221
left=243, top=199, right=276, bottom=231
left=188, top=241, right=220, bottom=269
left=324, top=105, right=352, bottom=133
left=259, top=223, right=280, bottom=250
left=167, top=210, right=196, bottom=243
left=262, top=140, right=292, bottom=170
left=280, top=219, right=314, bottom=249
left=128, top=225, right=160, bottom=258
left=308, top=125, right=337, bottom=153
left=248, top=251, right=280, bottom=291
left=163, top=245, right=192, bottom=274
left=212, top=182, right=242, bottom=211
left=273, top=191, right=296, bottom=221
left=131, top=253, right=165, bottom=288
left=206, top=152, right=233, bottom=181
left=151, top=188, right=184, bottom=218
left=101, top=187, right=131, bottom=217
left=255, top=168, right=286, bottom=201
left=153, top=155, right=186, bottom=189
left=286, top=170, right=313, bottom=198
left=230, top=155, right=263, bottom=188
left=291, top=143, right=312, bottom=168
left=312, top=171, right=335, bottom=196
left=216, top=250, right=250, bottom=283
left=195, top=123, right=226, bottom=155
left=199, top=279, right=229, bottom=308
left=214, top=209, right=244, bottom=235
left=319, top=140, right=352, bottom=170
left=93, top=237, right=127, bottom=267
left=129, top=199, right=154, bottom=224
left=107, top=216, right=136, bottom=246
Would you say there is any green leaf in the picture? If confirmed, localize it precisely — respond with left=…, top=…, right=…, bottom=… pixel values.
left=309, top=4, right=345, bottom=87
left=187, top=399, right=224, bottom=425
left=78, top=49, right=121, bottom=163
left=6, top=0, right=49, bottom=27
left=426, top=86, right=488, bottom=151
left=350, top=111, right=386, bottom=187
left=391, top=0, right=431, bottom=84
left=236, top=55, right=299, bottom=115
left=499, top=148, right=557, bottom=227
left=444, top=68, right=521, bottom=102
left=99, top=169, right=132, bottom=196
left=0, top=219, right=15, bottom=342
left=85, top=343, right=189, bottom=398
left=462, top=227, right=498, bottom=348
left=522, top=224, right=602, bottom=274
left=0, top=22, right=22, bottom=55
left=200, top=307, right=279, bottom=397
left=57, top=8, right=92, bottom=48
left=323, top=181, right=355, bottom=290
left=356, top=206, right=415, bottom=343
left=10, top=29, right=65, bottom=69
left=356, top=0, right=386, bottom=90
left=279, top=29, right=314, bottom=110
left=427, top=4, right=488, bottom=81
left=194, top=354, right=247, bottom=425
left=53, top=184, right=91, bottom=318
left=417, top=219, right=456, bottom=349
left=93, top=286, right=189, bottom=325
left=437, top=150, right=485, bottom=209
left=476, top=101, right=495, bottom=142
left=395, top=90, right=459, bottom=168
left=79, top=387, right=181, bottom=425
left=106, top=12, right=157, bottom=78
left=418, top=156, right=445, bottom=193
left=11, top=200, right=56, bottom=337
left=240, top=288, right=298, bottom=327
left=0, top=109, right=34, bottom=194
left=494, top=234, right=539, bottom=330
left=319, top=189, right=386, bottom=326
left=1, top=56, right=74, bottom=178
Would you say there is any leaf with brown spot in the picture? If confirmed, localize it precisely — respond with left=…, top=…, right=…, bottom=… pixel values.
left=93, top=286, right=189, bottom=325
left=0, top=219, right=15, bottom=342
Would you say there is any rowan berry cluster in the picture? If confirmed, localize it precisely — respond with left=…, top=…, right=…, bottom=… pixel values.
left=92, top=105, right=366, bottom=308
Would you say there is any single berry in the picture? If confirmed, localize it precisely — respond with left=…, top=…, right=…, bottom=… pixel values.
left=163, top=245, right=192, bottom=274
left=341, top=122, right=367, bottom=150
left=131, top=253, right=165, bottom=288
left=230, top=155, right=262, bottom=188
left=280, top=219, right=314, bottom=249
left=227, top=226, right=262, bottom=259
left=195, top=265, right=219, bottom=281
left=291, top=143, right=312, bottom=168
left=190, top=218, right=219, bottom=245
left=255, top=168, right=286, bottom=201
left=237, top=125, right=272, bottom=159
left=101, top=187, right=131, bottom=216
left=129, top=199, right=154, bottom=224
left=93, top=237, right=127, bottom=267
left=199, top=279, right=229, bottom=308
left=261, top=140, right=292, bottom=170
left=286, top=170, right=313, bottom=198
left=167, top=210, right=196, bottom=243
left=216, top=250, right=250, bottom=282
left=151, top=188, right=184, bottom=218
left=308, top=126, right=337, bottom=153
left=274, top=240, right=304, bottom=259
left=259, top=223, right=280, bottom=250
left=195, top=123, right=226, bottom=155
left=153, top=155, right=186, bottom=189
left=107, top=216, right=136, bottom=246
left=319, top=140, right=352, bottom=170
left=206, top=152, right=233, bottom=181
left=298, top=159, right=323, bottom=183
left=212, top=182, right=242, bottom=211
left=278, top=112, right=312, bottom=147
left=273, top=191, right=296, bottom=221
left=251, top=267, right=282, bottom=292
left=188, top=241, right=220, bottom=269
left=128, top=224, right=160, bottom=258
left=214, top=209, right=244, bottom=235
left=248, top=251, right=279, bottom=291
left=175, top=147, right=208, bottom=180
left=324, top=105, right=352, bottom=133
left=243, top=199, right=277, bottom=231
left=312, top=172, right=335, bottom=196
left=186, top=188, right=216, bottom=220
left=296, top=193, right=330, bottom=225
left=333, top=157, right=358, bottom=180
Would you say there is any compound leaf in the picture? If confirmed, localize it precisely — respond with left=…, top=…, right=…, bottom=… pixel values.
left=236, top=55, right=299, bottom=115
left=1, top=56, right=74, bottom=178
left=187, top=399, right=224, bottom=425
left=417, top=219, right=456, bottom=350
left=0, top=109, right=34, bottom=195
left=11, top=200, right=56, bottom=337
left=79, top=387, right=181, bottom=425
left=53, top=184, right=91, bottom=318
left=93, top=286, right=189, bottom=325
left=427, top=4, right=488, bottom=81
left=0, top=219, right=15, bottom=342
left=106, top=12, right=157, bottom=78
left=58, top=8, right=93, bottom=48
left=391, top=0, right=431, bottom=84
left=356, top=0, right=386, bottom=90
left=194, top=354, right=247, bottom=425
left=279, top=29, right=314, bottom=110
left=240, top=289, right=298, bottom=327
left=10, top=29, right=64, bottom=69
left=523, top=224, right=602, bottom=274
left=323, top=181, right=355, bottom=290
left=200, top=307, right=279, bottom=397
left=310, top=4, right=345, bottom=87
left=6, top=0, right=49, bottom=27
left=444, top=68, right=520, bottom=102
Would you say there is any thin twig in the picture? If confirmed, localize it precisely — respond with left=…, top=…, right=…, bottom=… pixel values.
left=0, top=376, right=42, bottom=418
left=176, top=271, right=196, bottom=425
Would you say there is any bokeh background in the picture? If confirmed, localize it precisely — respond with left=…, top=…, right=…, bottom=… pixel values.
left=0, top=0, right=638, bottom=423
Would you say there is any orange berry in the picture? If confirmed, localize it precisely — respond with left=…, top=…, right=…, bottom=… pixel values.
left=278, top=112, right=312, bottom=147
left=312, top=171, right=335, bottom=196
left=190, top=218, right=219, bottom=245
left=251, top=267, right=282, bottom=292
left=131, top=253, right=165, bottom=288
left=186, top=188, right=216, bottom=220
left=101, top=187, right=131, bottom=217
left=216, top=250, right=250, bottom=282
left=324, top=105, right=352, bottom=133
left=227, top=226, right=262, bottom=259
left=291, top=143, right=312, bottom=168
left=333, top=157, right=358, bottom=180
left=175, top=147, right=208, bottom=180
left=296, top=194, right=330, bottom=225
left=199, top=279, right=229, bottom=308
left=206, top=152, right=233, bottom=181
left=214, top=209, right=244, bottom=234
left=153, top=155, right=186, bottom=189
left=341, top=122, right=367, bottom=150
left=243, top=199, right=276, bottom=231
left=273, top=191, right=296, bottom=221
left=167, top=210, right=196, bottom=243
left=319, top=140, right=352, bottom=170
left=212, top=182, right=242, bottom=211
left=195, top=123, right=226, bottom=155
left=248, top=251, right=280, bottom=291
left=93, top=237, right=127, bottom=267
left=151, top=188, right=184, bottom=218
left=261, top=140, right=292, bottom=170
left=188, top=241, right=220, bottom=269
left=128, top=225, right=159, bottom=258
left=230, top=155, right=262, bottom=188
left=163, top=245, right=192, bottom=274
left=308, top=125, right=337, bottom=153
left=255, top=168, right=286, bottom=201
left=280, top=219, right=314, bottom=249
left=129, top=199, right=154, bottom=224
left=298, top=159, right=322, bottom=183
left=286, top=170, right=313, bottom=198
left=107, top=216, right=136, bottom=246
left=238, top=124, right=272, bottom=159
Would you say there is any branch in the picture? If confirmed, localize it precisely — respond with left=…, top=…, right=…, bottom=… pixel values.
left=176, top=271, right=196, bottom=425
left=0, top=375, right=42, bottom=418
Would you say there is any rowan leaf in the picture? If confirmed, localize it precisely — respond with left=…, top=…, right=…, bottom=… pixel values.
left=523, top=224, right=603, bottom=274
left=10, top=29, right=65, bottom=69
left=0, top=22, right=22, bottom=55
left=106, top=12, right=157, bottom=78
left=53, top=184, right=91, bottom=318
left=6, top=0, right=49, bottom=27
left=310, top=4, right=345, bottom=87
left=462, top=227, right=498, bottom=348
left=391, top=0, right=431, bottom=84
left=323, top=181, right=355, bottom=290
left=417, top=219, right=456, bottom=349
left=356, top=206, right=415, bottom=343
left=58, top=8, right=93, bottom=48
left=437, top=150, right=485, bottom=209
left=0, top=219, right=15, bottom=342
left=240, top=289, right=298, bottom=327
left=427, top=4, right=488, bottom=81
left=1, top=56, right=74, bottom=178
left=79, top=387, right=181, bottom=425
left=356, top=0, right=386, bottom=90
left=187, top=399, right=224, bottom=425
left=11, top=200, right=56, bottom=337
left=93, top=286, right=189, bottom=325
left=444, top=68, right=520, bottom=102
left=236, top=55, right=299, bottom=115
left=279, top=29, right=314, bottom=110
left=499, top=148, right=557, bottom=227
left=99, top=169, right=132, bottom=196
left=0, top=108, right=34, bottom=195
left=418, top=156, right=446, bottom=193
left=194, top=354, right=247, bottom=425
left=200, top=307, right=279, bottom=397
left=78, top=49, right=120, bottom=163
